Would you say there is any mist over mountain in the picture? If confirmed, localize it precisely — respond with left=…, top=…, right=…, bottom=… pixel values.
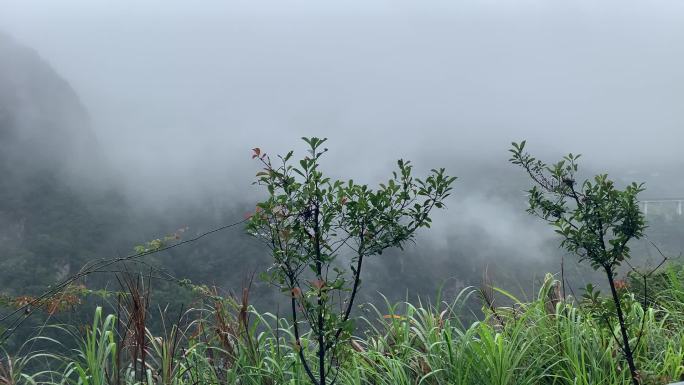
left=0, top=28, right=680, bottom=300
left=0, top=31, right=557, bottom=313
left=1, top=4, right=683, bottom=383
left=0, top=1, right=683, bottom=350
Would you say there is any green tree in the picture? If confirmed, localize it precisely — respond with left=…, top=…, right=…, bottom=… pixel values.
left=247, top=137, right=456, bottom=385
left=509, top=140, right=646, bottom=385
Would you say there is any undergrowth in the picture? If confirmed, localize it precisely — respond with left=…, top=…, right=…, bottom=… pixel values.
left=3, top=264, right=684, bottom=385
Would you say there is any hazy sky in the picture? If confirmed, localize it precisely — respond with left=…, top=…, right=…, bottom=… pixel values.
left=1, top=0, right=683, bottom=201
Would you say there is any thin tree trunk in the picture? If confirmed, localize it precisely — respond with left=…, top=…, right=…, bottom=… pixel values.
left=291, top=294, right=319, bottom=385
left=605, top=266, right=640, bottom=385
left=313, top=205, right=326, bottom=385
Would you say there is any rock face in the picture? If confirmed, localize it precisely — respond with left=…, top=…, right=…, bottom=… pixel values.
left=0, top=32, right=99, bottom=177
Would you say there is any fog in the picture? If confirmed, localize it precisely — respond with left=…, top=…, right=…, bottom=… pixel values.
left=1, top=0, right=683, bottom=295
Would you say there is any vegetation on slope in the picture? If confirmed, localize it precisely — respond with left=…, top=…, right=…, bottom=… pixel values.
left=2, top=265, right=684, bottom=385
left=1, top=138, right=683, bottom=385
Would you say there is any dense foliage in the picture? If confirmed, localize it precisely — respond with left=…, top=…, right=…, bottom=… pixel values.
left=247, top=137, right=455, bottom=384
left=510, top=141, right=649, bottom=384
left=3, top=265, right=684, bottom=385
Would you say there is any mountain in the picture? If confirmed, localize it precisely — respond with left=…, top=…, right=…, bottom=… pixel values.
left=0, top=32, right=122, bottom=293
left=0, top=33, right=102, bottom=176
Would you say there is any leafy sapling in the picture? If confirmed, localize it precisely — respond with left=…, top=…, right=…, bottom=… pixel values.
left=509, top=140, right=646, bottom=385
left=247, top=137, right=456, bottom=385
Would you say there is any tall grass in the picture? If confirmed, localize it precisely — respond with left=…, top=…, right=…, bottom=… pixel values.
left=9, top=270, right=684, bottom=385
